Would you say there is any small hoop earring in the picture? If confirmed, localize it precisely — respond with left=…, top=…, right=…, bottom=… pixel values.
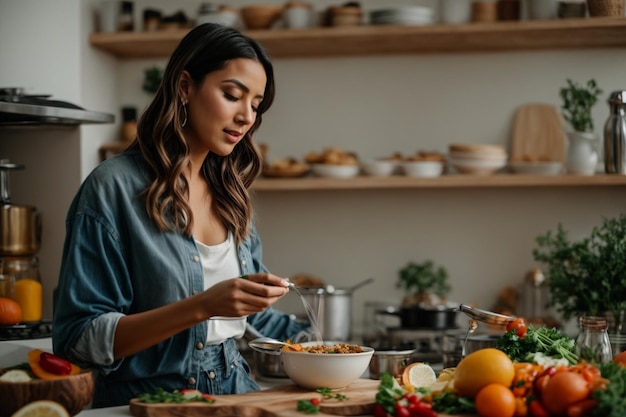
left=180, top=100, right=188, bottom=127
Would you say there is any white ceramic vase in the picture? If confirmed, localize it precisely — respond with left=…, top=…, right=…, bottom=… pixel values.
left=566, top=131, right=598, bottom=176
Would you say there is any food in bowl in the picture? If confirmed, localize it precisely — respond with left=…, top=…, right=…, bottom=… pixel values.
left=360, top=159, right=397, bottom=177
left=0, top=350, right=94, bottom=417
left=401, top=161, right=444, bottom=177
left=280, top=341, right=374, bottom=389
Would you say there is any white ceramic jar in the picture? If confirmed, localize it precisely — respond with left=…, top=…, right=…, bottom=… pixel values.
left=440, top=0, right=472, bottom=24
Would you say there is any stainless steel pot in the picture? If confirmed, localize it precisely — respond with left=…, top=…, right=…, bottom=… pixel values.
left=378, top=305, right=459, bottom=329
left=368, top=346, right=418, bottom=379
left=0, top=161, right=41, bottom=256
left=297, top=278, right=374, bottom=341
left=253, top=349, right=287, bottom=378
left=0, top=204, right=41, bottom=255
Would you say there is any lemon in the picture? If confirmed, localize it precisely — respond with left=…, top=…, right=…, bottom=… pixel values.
left=401, top=362, right=437, bottom=388
left=11, top=400, right=69, bottom=417
left=0, top=369, right=32, bottom=382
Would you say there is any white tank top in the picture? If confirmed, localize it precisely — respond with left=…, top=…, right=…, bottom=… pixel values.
left=195, top=231, right=246, bottom=344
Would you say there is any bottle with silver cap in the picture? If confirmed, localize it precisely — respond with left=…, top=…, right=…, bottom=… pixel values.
left=604, top=90, right=626, bottom=174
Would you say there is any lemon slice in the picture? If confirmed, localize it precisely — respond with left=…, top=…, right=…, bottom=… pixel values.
left=0, top=370, right=32, bottom=382
left=11, top=400, right=70, bottom=417
left=401, top=362, right=437, bottom=388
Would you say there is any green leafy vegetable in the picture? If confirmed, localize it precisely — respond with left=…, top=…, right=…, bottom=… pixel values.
left=137, top=387, right=215, bottom=403
left=375, top=372, right=407, bottom=415
left=297, top=399, right=320, bottom=414
left=590, top=362, right=626, bottom=417
left=495, top=325, right=579, bottom=365
left=431, top=391, right=476, bottom=414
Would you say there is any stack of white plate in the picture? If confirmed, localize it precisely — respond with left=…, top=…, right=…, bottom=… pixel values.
left=370, top=6, right=434, bottom=26
left=448, top=144, right=508, bottom=175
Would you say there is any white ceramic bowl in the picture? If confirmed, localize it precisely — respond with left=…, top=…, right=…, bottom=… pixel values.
left=281, top=342, right=375, bottom=389
left=311, top=164, right=360, bottom=178
left=360, top=160, right=397, bottom=177
left=450, top=158, right=507, bottom=175
left=510, top=161, right=563, bottom=175
left=401, top=161, right=444, bottom=177
left=449, top=151, right=508, bottom=161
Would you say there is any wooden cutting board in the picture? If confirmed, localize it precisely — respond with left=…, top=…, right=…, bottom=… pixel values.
left=510, top=103, right=566, bottom=162
left=129, top=378, right=379, bottom=417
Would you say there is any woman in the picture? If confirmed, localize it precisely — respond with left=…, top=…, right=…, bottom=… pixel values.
left=52, top=23, right=309, bottom=407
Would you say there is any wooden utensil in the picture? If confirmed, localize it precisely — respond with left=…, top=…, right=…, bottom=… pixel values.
left=510, top=104, right=566, bottom=162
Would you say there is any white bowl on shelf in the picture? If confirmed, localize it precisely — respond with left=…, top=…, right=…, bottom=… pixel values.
left=450, top=158, right=507, bottom=175
left=360, top=160, right=397, bottom=177
left=311, top=164, right=360, bottom=178
left=509, top=161, right=563, bottom=175
left=401, top=161, right=444, bottom=177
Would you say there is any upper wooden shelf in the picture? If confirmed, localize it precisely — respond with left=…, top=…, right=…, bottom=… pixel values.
left=251, top=174, right=626, bottom=191
left=89, top=17, right=626, bottom=59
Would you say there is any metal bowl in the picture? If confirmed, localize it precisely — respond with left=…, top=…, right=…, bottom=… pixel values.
left=368, top=345, right=417, bottom=379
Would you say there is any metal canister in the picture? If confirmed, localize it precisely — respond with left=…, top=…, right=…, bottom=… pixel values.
left=604, top=90, right=626, bottom=174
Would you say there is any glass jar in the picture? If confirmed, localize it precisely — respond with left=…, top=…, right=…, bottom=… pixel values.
left=576, top=316, right=613, bottom=363
left=2, top=256, right=42, bottom=322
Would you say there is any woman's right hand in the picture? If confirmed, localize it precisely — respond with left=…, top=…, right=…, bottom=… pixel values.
left=202, top=273, right=290, bottom=318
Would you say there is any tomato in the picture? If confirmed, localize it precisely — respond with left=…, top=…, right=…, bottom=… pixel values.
left=475, top=383, right=516, bottom=417
left=373, top=404, right=388, bottom=417
left=529, top=400, right=549, bottom=417
left=541, top=372, right=590, bottom=416
left=566, top=399, right=598, bottom=417
left=506, top=318, right=528, bottom=338
left=310, top=397, right=321, bottom=406
left=614, top=350, right=626, bottom=367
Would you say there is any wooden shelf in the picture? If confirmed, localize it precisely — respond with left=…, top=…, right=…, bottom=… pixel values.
left=251, top=174, right=626, bottom=191
left=89, top=17, right=626, bottom=59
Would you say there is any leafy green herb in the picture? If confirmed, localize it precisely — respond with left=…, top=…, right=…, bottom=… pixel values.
left=431, top=391, right=476, bottom=414
left=590, top=361, right=626, bottom=417
left=397, top=260, right=450, bottom=305
left=297, top=399, right=320, bottom=414
left=559, top=78, right=602, bottom=132
left=317, top=387, right=347, bottom=401
left=375, top=372, right=407, bottom=415
left=495, top=325, right=579, bottom=365
left=533, top=215, right=626, bottom=323
left=137, top=388, right=215, bottom=403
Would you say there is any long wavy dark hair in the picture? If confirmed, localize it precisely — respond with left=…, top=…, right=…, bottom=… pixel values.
left=129, top=23, right=275, bottom=245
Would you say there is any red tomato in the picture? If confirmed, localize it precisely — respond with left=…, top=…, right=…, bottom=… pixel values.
left=566, top=399, right=598, bottom=417
left=529, top=400, right=549, bottom=417
left=310, top=398, right=321, bottom=406
left=541, top=372, right=590, bottom=416
left=506, top=318, right=528, bottom=338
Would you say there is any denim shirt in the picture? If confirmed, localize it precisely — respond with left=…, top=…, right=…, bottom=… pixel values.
left=52, top=151, right=309, bottom=407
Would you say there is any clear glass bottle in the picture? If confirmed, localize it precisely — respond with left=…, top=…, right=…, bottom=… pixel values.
left=576, top=316, right=613, bottom=363
left=3, top=256, right=42, bottom=322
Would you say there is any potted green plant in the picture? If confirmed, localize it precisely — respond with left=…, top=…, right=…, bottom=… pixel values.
left=394, top=260, right=455, bottom=329
left=532, top=214, right=626, bottom=333
left=397, top=260, right=450, bottom=306
left=559, top=78, right=603, bottom=175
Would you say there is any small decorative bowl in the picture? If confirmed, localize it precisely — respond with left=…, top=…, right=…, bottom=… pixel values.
left=240, top=5, right=283, bottom=30
left=311, top=164, right=360, bottom=178
left=401, top=161, right=445, bottom=177
left=0, top=370, right=95, bottom=417
left=360, top=160, right=397, bottom=177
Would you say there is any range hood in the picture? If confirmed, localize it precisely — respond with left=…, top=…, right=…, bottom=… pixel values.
left=0, top=87, right=114, bottom=126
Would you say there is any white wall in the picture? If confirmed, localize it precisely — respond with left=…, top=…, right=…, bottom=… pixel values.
left=1, top=0, right=625, bottom=339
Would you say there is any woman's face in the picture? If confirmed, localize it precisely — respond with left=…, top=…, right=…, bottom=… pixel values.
left=182, top=58, right=267, bottom=157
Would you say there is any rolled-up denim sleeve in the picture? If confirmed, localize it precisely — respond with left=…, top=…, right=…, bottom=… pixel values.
left=73, top=312, right=125, bottom=372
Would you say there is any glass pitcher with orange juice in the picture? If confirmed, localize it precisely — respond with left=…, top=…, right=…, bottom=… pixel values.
left=2, top=256, right=41, bottom=322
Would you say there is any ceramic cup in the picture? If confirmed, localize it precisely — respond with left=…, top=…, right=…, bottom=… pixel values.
left=440, top=0, right=472, bottom=24
left=285, top=6, right=313, bottom=28
left=99, top=0, right=122, bottom=32
left=528, top=0, right=558, bottom=19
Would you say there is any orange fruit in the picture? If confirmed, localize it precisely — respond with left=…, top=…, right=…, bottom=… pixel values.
left=453, top=348, right=515, bottom=398
left=614, top=350, right=626, bottom=367
left=475, top=383, right=516, bottom=417
left=541, top=371, right=590, bottom=416
left=0, top=297, right=22, bottom=325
